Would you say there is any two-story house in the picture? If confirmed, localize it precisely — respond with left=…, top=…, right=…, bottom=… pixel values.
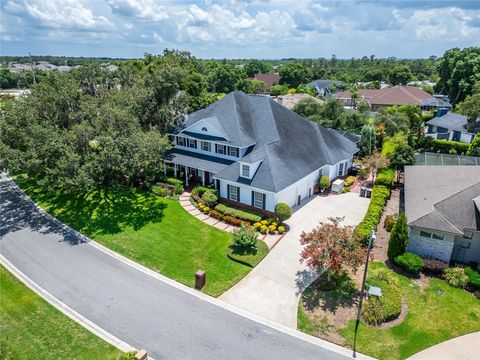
left=165, top=91, right=358, bottom=212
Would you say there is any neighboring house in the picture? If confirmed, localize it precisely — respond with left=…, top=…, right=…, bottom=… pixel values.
left=308, top=80, right=344, bottom=97
left=273, top=93, right=324, bottom=110
left=404, top=166, right=480, bottom=264
left=251, top=73, right=280, bottom=92
left=165, top=91, right=358, bottom=213
left=426, top=109, right=479, bottom=144
left=334, top=86, right=451, bottom=111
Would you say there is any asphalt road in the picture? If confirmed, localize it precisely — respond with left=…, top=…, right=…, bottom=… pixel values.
left=0, top=180, right=352, bottom=360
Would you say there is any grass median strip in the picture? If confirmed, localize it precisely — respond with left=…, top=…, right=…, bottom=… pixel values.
left=0, top=265, right=123, bottom=360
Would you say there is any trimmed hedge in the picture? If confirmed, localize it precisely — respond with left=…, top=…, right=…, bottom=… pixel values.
left=432, top=139, right=470, bottom=155
left=423, top=258, right=448, bottom=275
left=465, top=267, right=480, bottom=290
left=443, top=267, right=469, bottom=288
left=166, top=177, right=183, bottom=186
left=215, top=203, right=263, bottom=223
left=375, top=168, right=395, bottom=189
left=356, top=185, right=391, bottom=245
left=224, top=215, right=251, bottom=227
left=394, top=253, right=424, bottom=274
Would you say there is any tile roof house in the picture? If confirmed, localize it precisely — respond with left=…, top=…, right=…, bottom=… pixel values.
left=334, top=86, right=451, bottom=111
left=426, top=109, right=479, bottom=144
left=166, top=91, right=358, bottom=212
left=404, top=166, right=480, bottom=264
left=273, top=93, right=324, bottom=110
left=252, top=73, right=280, bottom=92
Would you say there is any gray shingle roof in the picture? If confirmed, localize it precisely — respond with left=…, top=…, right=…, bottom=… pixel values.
left=405, top=166, right=480, bottom=234
left=175, top=91, right=358, bottom=193
left=426, top=112, right=479, bottom=133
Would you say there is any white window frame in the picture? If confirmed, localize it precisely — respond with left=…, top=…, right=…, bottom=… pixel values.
left=338, top=162, right=344, bottom=176
left=253, top=191, right=264, bottom=209
left=228, top=185, right=239, bottom=201
left=419, top=230, right=444, bottom=240
left=229, top=147, right=239, bottom=157
left=177, top=136, right=185, bottom=146
left=201, top=141, right=211, bottom=152
left=216, top=144, right=226, bottom=155
left=241, top=164, right=250, bottom=178
left=187, top=138, right=196, bottom=149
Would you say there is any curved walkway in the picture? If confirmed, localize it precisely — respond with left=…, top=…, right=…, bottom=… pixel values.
left=220, top=193, right=370, bottom=328
left=179, top=192, right=283, bottom=249
left=407, top=331, right=480, bottom=360
left=0, top=178, right=368, bottom=360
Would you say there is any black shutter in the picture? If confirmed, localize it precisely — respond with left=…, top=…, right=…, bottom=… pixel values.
left=237, top=187, right=240, bottom=202
left=251, top=191, right=254, bottom=206
left=262, top=194, right=266, bottom=210
left=176, top=136, right=179, bottom=145
left=194, top=140, right=197, bottom=149
left=215, top=144, right=218, bottom=153
left=227, top=185, right=230, bottom=199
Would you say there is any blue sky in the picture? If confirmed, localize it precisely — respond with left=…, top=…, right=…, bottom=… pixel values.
left=1, top=0, right=479, bottom=59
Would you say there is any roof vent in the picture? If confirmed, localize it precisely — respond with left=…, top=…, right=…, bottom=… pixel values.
left=202, top=127, right=208, bottom=132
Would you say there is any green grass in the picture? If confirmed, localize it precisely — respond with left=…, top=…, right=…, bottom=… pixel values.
left=338, top=263, right=480, bottom=360
left=0, top=265, right=122, bottom=360
left=15, top=176, right=267, bottom=296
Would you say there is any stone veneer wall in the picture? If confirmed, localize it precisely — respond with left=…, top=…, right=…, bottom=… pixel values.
left=407, top=227, right=454, bottom=263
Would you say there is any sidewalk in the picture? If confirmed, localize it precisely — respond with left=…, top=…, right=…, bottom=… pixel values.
left=407, top=332, right=480, bottom=360
left=178, top=192, right=283, bottom=250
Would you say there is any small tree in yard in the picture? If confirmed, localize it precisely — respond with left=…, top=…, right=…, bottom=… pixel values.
left=319, top=175, right=331, bottom=192
left=231, top=224, right=258, bottom=254
left=362, top=152, right=390, bottom=182
left=275, top=203, right=292, bottom=224
left=300, top=217, right=365, bottom=285
left=387, top=212, right=409, bottom=262
left=390, top=144, right=415, bottom=181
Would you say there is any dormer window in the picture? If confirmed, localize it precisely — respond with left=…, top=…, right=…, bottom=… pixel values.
left=202, top=127, right=208, bottom=132
left=241, top=164, right=250, bottom=178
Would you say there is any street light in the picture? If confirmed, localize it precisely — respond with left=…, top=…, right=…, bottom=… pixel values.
left=353, top=228, right=376, bottom=358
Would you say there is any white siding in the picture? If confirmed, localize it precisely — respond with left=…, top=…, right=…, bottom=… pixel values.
left=219, top=180, right=275, bottom=211
left=460, top=132, right=473, bottom=144
left=186, top=119, right=225, bottom=139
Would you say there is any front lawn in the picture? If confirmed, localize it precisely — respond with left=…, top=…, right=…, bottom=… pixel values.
left=0, top=266, right=123, bottom=359
left=338, top=263, right=480, bottom=360
left=15, top=176, right=268, bottom=297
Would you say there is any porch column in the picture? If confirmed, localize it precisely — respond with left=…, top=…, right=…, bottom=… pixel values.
left=163, top=161, right=167, bottom=176
left=174, top=164, right=177, bottom=177
left=201, top=170, right=205, bottom=186
left=185, top=166, right=189, bottom=186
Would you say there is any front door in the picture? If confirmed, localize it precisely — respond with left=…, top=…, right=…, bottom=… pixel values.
left=297, top=195, right=301, bottom=205
left=205, top=171, right=210, bottom=185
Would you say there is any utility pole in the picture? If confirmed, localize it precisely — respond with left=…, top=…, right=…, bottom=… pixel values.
left=353, top=228, right=376, bottom=358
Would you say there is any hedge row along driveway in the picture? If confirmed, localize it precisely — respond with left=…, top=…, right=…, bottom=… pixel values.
left=15, top=176, right=266, bottom=297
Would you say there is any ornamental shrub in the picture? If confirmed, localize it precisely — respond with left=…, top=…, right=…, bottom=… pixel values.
left=202, top=190, right=218, bottom=207
left=173, top=183, right=184, bottom=195
left=394, top=253, right=424, bottom=274
left=465, top=267, right=480, bottom=290
left=275, top=203, right=292, bottom=223
left=443, top=267, right=469, bottom=288
left=319, top=175, right=331, bottom=191
left=278, top=226, right=285, bottom=233
left=260, top=225, right=268, bottom=234
left=344, top=176, right=356, bottom=187
left=209, top=210, right=224, bottom=220
left=358, top=168, right=367, bottom=180
left=432, top=139, right=469, bottom=155
left=231, top=224, right=258, bottom=252
left=268, top=224, right=277, bottom=234
left=387, top=212, right=408, bottom=262
left=191, top=186, right=209, bottom=197
left=167, top=177, right=183, bottom=186
left=215, top=203, right=263, bottom=223
left=152, top=185, right=170, bottom=197
left=356, top=185, right=391, bottom=245
left=375, top=168, right=395, bottom=189
left=203, top=206, right=210, bottom=214
left=422, top=258, right=448, bottom=276
left=384, top=215, right=396, bottom=232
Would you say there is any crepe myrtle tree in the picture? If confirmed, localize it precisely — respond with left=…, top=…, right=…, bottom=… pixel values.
left=300, top=217, right=365, bottom=285
left=362, top=152, right=390, bottom=183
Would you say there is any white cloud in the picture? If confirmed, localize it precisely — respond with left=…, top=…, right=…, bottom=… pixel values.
left=3, top=0, right=114, bottom=31
left=106, top=0, right=169, bottom=22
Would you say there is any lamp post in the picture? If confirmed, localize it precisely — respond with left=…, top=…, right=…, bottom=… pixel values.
left=353, top=228, right=376, bottom=358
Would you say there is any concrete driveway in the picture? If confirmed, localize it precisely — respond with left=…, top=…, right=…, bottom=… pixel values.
left=220, top=193, right=370, bottom=328
left=0, top=179, right=362, bottom=360
left=407, top=331, right=480, bottom=360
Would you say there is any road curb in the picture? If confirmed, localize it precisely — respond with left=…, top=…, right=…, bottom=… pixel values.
left=1, top=176, right=373, bottom=360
